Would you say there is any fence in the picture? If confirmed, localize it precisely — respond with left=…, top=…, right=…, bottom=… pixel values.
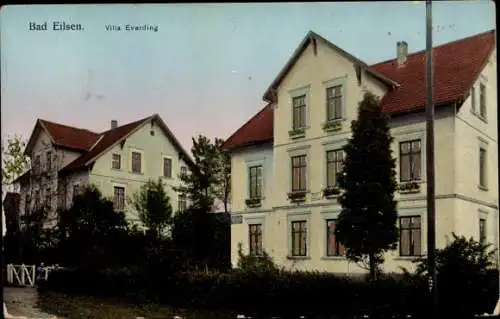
left=6, top=264, right=36, bottom=287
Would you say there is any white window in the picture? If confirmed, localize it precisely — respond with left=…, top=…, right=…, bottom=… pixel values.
left=326, top=85, right=343, bottom=121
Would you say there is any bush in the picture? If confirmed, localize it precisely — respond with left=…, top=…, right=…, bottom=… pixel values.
left=412, top=233, right=499, bottom=318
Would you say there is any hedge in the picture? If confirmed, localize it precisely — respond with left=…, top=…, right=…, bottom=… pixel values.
left=39, top=267, right=498, bottom=319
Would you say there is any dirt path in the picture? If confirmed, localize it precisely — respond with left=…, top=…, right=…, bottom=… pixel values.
left=4, top=286, right=59, bottom=318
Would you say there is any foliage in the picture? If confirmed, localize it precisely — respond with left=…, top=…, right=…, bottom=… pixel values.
left=412, top=233, right=499, bottom=318
left=1, top=135, right=30, bottom=191
left=172, top=206, right=230, bottom=272
left=129, top=178, right=173, bottom=237
left=214, top=138, right=231, bottom=213
left=236, top=242, right=279, bottom=273
left=42, top=267, right=445, bottom=318
left=57, top=185, right=129, bottom=268
left=335, top=91, right=398, bottom=279
left=175, top=135, right=230, bottom=212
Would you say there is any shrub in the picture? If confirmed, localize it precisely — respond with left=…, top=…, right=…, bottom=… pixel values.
left=235, top=242, right=279, bottom=274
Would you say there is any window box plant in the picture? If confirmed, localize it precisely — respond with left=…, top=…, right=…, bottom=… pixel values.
left=322, top=120, right=343, bottom=132
left=288, top=127, right=306, bottom=139
left=323, top=186, right=341, bottom=198
left=398, top=181, right=421, bottom=194
left=287, top=190, right=307, bottom=203
left=245, top=197, right=262, bottom=208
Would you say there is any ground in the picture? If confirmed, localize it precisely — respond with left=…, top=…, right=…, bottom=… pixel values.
left=4, top=286, right=236, bottom=319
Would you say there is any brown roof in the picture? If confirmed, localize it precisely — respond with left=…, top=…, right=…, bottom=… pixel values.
left=60, top=116, right=151, bottom=172
left=224, top=29, right=496, bottom=151
left=39, top=120, right=101, bottom=152
left=222, top=104, right=274, bottom=150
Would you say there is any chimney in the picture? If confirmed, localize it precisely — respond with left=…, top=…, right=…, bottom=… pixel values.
left=397, top=41, right=408, bottom=65
left=111, top=120, right=118, bottom=129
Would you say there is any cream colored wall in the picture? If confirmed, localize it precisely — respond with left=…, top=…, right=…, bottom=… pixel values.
left=230, top=40, right=498, bottom=273
left=89, top=119, right=188, bottom=223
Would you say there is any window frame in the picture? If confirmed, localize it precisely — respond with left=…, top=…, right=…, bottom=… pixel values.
left=113, top=185, right=126, bottom=211
left=248, top=165, right=263, bottom=199
left=323, top=75, right=347, bottom=124
left=46, top=151, right=52, bottom=171
left=163, top=156, right=173, bottom=178
left=479, top=146, right=487, bottom=189
left=291, top=155, right=307, bottom=192
left=288, top=85, right=310, bottom=131
left=326, top=149, right=344, bottom=188
left=131, top=150, right=143, bottom=174
left=326, top=85, right=343, bottom=122
left=248, top=223, right=263, bottom=256
left=399, top=216, right=422, bottom=257
left=325, top=219, right=345, bottom=257
left=479, top=82, right=487, bottom=119
left=177, top=193, right=187, bottom=212
left=112, top=153, right=121, bottom=170
left=399, top=139, right=422, bottom=182
left=479, top=218, right=487, bottom=245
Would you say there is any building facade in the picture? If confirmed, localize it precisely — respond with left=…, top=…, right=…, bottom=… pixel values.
left=223, top=30, right=498, bottom=274
left=16, top=114, right=193, bottom=228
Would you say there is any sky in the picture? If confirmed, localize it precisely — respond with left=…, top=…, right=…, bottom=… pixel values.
left=0, top=2, right=496, bottom=153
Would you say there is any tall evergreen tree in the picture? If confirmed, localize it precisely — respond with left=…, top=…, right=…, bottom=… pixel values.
left=335, top=91, right=398, bottom=279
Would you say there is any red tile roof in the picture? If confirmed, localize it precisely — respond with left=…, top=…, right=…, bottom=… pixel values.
left=39, top=120, right=101, bottom=152
left=223, top=104, right=274, bottom=151
left=372, top=29, right=496, bottom=114
left=18, top=114, right=195, bottom=180
left=223, top=29, right=496, bottom=151
left=60, top=116, right=151, bottom=173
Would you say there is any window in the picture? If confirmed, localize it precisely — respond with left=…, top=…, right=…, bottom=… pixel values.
left=113, top=186, right=125, bottom=211
left=399, top=216, right=421, bottom=256
left=326, top=219, right=344, bottom=256
left=479, top=218, right=487, bottom=245
left=46, top=151, right=52, bottom=171
left=249, top=223, right=263, bottom=256
left=131, top=152, right=142, bottom=173
left=479, top=83, right=486, bottom=118
left=471, top=87, right=476, bottom=112
left=44, top=187, right=51, bottom=209
left=112, top=154, right=121, bottom=169
left=291, top=155, right=307, bottom=192
left=399, top=140, right=422, bottom=182
left=326, top=150, right=344, bottom=187
left=72, top=184, right=81, bottom=201
left=248, top=165, right=263, bottom=199
left=181, top=166, right=187, bottom=175
left=163, top=157, right=172, bottom=178
left=33, top=155, right=41, bottom=173
left=34, top=190, right=40, bottom=208
left=178, top=194, right=187, bottom=212
left=479, top=147, right=487, bottom=188
left=326, top=85, right=343, bottom=121
left=292, top=95, right=306, bottom=130
left=291, top=220, right=307, bottom=257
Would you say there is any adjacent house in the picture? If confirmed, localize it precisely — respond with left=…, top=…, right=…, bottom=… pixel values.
left=223, top=30, right=498, bottom=274
left=15, top=114, right=193, bottom=228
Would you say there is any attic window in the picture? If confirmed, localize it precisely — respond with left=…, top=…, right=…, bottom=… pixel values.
left=312, top=37, right=317, bottom=56
left=150, top=130, right=155, bottom=136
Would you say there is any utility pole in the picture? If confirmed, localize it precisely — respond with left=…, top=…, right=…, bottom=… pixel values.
left=425, top=0, right=438, bottom=318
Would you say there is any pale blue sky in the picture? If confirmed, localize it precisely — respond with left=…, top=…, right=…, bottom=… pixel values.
left=0, top=2, right=495, bottom=152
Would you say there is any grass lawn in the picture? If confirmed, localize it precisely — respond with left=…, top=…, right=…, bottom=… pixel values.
left=37, top=291, right=236, bottom=319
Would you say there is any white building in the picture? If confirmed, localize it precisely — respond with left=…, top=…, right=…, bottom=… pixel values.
left=223, top=30, right=498, bottom=274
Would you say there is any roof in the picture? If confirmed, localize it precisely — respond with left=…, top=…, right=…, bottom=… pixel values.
left=222, top=104, right=273, bottom=151
left=60, top=114, right=195, bottom=173
left=224, top=29, right=496, bottom=151
left=262, top=30, right=400, bottom=102
left=25, top=120, right=101, bottom=154
left=60, top=116, right=151, bottom=173
left=19, top=114, right=195, bottom=178
left=372, top=29, right=496, bottom=114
